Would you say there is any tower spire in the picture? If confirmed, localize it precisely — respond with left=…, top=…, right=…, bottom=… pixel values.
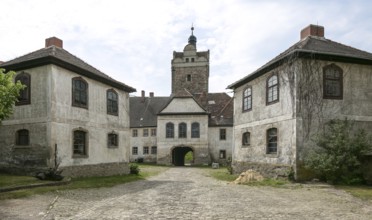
left=188, top=24, right=197, bottom=45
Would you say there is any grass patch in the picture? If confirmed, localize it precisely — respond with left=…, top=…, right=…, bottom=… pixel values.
left=0, top=164, right=168, bottom=200
left=207, top=168, right=238, bottom=182
left=337, top=185, right=372, bottom=200
left=0, top=174, right=54, bottom=188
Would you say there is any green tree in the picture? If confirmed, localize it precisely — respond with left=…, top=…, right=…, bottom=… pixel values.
left=0, top=68, right=25, bottom=123
left=305, top=119, right=372, bottom=184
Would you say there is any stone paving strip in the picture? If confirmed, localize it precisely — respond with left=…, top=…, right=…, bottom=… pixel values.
left=0, top=167, right=371, bottom=219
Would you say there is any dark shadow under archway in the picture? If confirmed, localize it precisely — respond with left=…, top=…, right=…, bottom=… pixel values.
left=172, top=146, right=193, bottom=166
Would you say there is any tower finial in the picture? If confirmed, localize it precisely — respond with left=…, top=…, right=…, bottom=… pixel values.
left=188, top=24, right=197, bottom=45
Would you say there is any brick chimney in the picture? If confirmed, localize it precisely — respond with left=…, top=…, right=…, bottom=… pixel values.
left=149, top=92, right=154, bottom=97
left=300, top=24, right=324, bottom=40
left=45, top=37, right=63, bottom=48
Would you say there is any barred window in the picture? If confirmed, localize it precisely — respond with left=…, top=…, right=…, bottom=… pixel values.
left=191, top=122, right=200, bottom=138
left=73, top=130, right=87, bottom=156
left=166, top=123, right=174, bottom=138
left=179, top=122, right=187, bottom=138
left=151, top=146, right=157, bottom=154
left=16, top=129, right=29, bottom=146
left=143, top=146, right=149, bottom=155
left=132, top=146, right=138, bottom=155
left=267, top=74, right=279, bottom=104
left=242, top=87, right=252, bottom=111
left=72, top=77, right=88, bottom=108
left=267, top=128, right=278, bottom=154
left=323, top=64, right=343, bottom=99
left=107, top=89, right=118, bottom=115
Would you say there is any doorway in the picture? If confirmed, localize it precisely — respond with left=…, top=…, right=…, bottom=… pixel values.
left=172, top=146, right=193, bottom=166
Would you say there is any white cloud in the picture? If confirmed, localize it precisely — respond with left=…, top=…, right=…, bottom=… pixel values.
left=1, top=0, right=372, bottom=96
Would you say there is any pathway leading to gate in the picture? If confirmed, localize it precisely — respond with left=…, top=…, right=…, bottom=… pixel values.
left=1, top=167, right=371, bottom=219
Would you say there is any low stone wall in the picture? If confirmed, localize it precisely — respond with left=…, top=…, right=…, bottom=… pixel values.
left=232, top=161, right=292, bottom=179
left=60, top=162, right=130, bottom=178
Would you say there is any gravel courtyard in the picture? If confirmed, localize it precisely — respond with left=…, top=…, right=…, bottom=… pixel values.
left=1, top=167, right=371, bottom=220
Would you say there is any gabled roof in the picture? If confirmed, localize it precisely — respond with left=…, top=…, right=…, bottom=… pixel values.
left=228, top=36, right=372, bottom=89
left=129, top=92, right=234, bottom=128
left=0, top=45, right=136, bottom=92
left=130, top=96, right=170, bottom=128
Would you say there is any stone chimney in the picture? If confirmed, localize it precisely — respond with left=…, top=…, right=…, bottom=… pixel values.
left=141, top=90, right=145, bottom=102
left=45, top=37, right=63, bottom=48
left=300, top=24, right=324, bottom=40
left=149, top=92, right=154, bottom=97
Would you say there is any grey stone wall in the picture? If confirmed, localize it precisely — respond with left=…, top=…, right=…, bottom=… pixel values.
left=172, top=66, right=209, bottom=95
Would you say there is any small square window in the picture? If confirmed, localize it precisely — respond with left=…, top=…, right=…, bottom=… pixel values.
left=143, top=146, right=149, bottom=155
left=151, top=146, right=157, bottom=154
left=132, top=129, right=138, bottom=137
left=219, top=150, right=226, bottom=159
left=220, top=129, right=226, bottom=140
left=151, top=128, right=156, bottom=136
left=143, top=129, right=148, bottom=137
left=132, top=147, right=138, bottom=155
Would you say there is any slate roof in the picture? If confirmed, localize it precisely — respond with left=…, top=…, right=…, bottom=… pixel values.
left=130, top=96, right=170, bottom=128
left=0, top=45, right=136, bottom=92
left=228, top=35, right=372, bottom=89
left=130, top=92, right=233, bottom=128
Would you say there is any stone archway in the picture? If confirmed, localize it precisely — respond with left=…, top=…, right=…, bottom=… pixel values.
left=172, top=146, right=193, bottom=166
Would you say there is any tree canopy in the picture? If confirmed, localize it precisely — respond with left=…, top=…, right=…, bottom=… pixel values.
left=0, top=68, right=25, bottom=123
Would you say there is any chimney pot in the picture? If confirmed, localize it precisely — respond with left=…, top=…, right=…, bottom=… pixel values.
left=300, top=24, right=324, bottom=40
left=45, top=37, right=63, bottom=48
left=150, top=92, right=154, bottom=97
left=141, top=90, right=145, bottom=97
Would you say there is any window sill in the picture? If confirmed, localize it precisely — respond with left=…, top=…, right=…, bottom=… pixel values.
left=14, top=145, right=31, bottom=149
left=265, top=153, right=278, bottom=158
left=72, top=155, right=88, bottom=158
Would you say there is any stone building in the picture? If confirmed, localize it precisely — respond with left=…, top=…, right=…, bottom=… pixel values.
left=227, top=24, right=372, bottom=181
left=0, top=37, right=136, bottom=177
left=130, top=28, right=233, bottom=166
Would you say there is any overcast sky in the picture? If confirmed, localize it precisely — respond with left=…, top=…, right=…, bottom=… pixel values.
left=1, top=0, right=372, bottom=96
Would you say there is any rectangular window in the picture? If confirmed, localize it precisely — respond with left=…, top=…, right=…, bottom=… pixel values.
left=143, top=146, right=149, bottom=155
left=143, top=129, right=149, bottom=137
left=132, top=129, right=138, bottom=137
left=108, top=133, right=118, bottom=148
left=73, top=130, right=87, bottom=156
left=219, top=150, right=226, bottom=159
left=132, top=146, right=138, bottom=155
left=267, top=128, right=278, bottom=154
left=151, top=128, right=156, bottom=136
left=16, top=129, right=29, bottom=146
left=220, top=129, right=226, bottom=140
left=242, top=132, right=250, bottom=147
left=151, top=146, right=157, bottom=154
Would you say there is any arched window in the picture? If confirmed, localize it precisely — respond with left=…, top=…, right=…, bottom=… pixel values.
left=323, top=64, right=343, bottom=99
left=107, top=89, right=118, bottom=115
left=179, top=122, right=187, bottom=138
left=242, top=87, right=252, bottom=111
left=73, top=130, right=88, bottom=156
left=267, top=128, right=278, bottom=154
left=166, top=122, right=174, bottom=138
left=15, top=72, right=31, bottom=105
left=16, top=129, right=29, bottom=146
left=242, top=132, right=250, bottom=147
left=72, top=77, right=88, bottom=108
left=191, top=122, right=200, bottom=138
left=267, top=74, right=279, bottom=104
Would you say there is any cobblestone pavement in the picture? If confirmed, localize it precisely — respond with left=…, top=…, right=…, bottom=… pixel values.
left=1, top=167, right=372, bottom=219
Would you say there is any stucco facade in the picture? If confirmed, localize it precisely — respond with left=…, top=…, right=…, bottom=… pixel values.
left=228, top=25, right=372, bottom=180
left=0, top=37, right=135, bottom=177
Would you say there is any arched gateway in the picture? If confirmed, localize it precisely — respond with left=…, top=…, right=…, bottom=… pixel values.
left=172, top=146, right=193, bottom=166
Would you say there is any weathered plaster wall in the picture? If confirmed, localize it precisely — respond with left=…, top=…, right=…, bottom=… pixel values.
left=49, top=65, right=130, bottom=172
left=208, top=127, right=233, bottom=165
left=0, top=66, right=52, bottom=173
left=129, top=127, right=157, bottom=162
left=157, top=114, right=209, bottom=165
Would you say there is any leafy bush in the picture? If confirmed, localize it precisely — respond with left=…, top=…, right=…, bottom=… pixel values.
left=129, top=164, right=140, bottom=175
left=305, top=119, right=372, bottom=184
